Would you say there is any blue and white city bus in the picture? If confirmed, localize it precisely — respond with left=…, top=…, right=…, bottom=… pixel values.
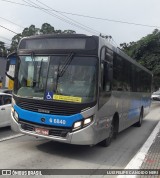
left=6, top=34, right=152, bottom=146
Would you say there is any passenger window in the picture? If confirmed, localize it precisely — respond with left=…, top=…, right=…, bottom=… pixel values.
left=3, top=95, right=11, bottom=105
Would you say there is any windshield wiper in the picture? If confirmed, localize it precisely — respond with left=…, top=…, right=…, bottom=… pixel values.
left=30, top=51, right=35, bottom=65
left=54, top=52, right=74, bottom=93
left=58, top=52, right=74, bottom=77
left=30, top=51, right=37, bottom=87
left=37, top=58, right=43, bottom=88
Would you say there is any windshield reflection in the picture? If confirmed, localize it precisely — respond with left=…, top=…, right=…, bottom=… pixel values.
left=15, top=55, right=97, bottom=103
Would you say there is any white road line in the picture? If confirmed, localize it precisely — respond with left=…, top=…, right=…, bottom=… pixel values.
left=117, top=121, right=160, bottom=178
left=0, top=133, right=24, bottom=142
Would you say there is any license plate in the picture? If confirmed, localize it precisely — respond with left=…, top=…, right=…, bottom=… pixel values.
left=35, top=127, right=49, bottom=136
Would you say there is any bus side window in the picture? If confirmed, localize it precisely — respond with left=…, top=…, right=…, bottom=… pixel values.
left=100, top=47, right=113, bottom=92
left=105, top=48, right=113, bottom=63
left=113, top=54, right=123, bottom=91
left=104, top=48, right=113, bottom=92
left=103, top=62, right=111, bottom=92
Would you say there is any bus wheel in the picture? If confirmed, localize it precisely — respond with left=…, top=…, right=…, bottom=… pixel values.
left=100, top=121, right=114, bottom=147
left=135, top=109, right=143, bottom=127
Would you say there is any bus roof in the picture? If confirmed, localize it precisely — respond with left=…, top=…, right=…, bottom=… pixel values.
left=18, top=34, right=152, bottom=75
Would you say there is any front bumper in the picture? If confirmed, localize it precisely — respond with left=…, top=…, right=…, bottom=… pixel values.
left=11, top=113, right=97, bottom=145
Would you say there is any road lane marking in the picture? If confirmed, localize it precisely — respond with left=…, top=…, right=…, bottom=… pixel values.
left=0, top=134, right=24, bottom=142
left=117, top=121, right=160, bottom=178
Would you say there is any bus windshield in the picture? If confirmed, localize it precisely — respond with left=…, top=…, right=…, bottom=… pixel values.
left=14, top=55, right=97, bottom=103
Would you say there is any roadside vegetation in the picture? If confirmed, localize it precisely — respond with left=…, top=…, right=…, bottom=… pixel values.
left=120, top=29, right=160, bottom=90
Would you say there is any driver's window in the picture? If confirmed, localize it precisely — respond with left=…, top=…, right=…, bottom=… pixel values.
left=103, top=62, right=111, bottom=92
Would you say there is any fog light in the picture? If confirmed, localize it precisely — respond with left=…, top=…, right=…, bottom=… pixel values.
left=73, top=121, right=82, bottom=130
left=84, top=117, right=92, bottom=125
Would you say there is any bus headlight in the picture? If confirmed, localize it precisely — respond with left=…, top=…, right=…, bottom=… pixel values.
left=72, top=117, right=93, bottom=131
left=73, top=121, right=82, bottom=131
left=84, top=117, right=92, bottom=126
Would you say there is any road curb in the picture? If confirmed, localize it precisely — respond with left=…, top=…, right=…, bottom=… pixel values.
left=117, top=121, right=160, bottom=178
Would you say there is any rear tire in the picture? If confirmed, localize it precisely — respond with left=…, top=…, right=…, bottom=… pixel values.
left=134, top=109, right=143, bottom=127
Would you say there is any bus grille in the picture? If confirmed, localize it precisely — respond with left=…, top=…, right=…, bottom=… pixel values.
left=20, top=122, right=71, bottom=138
left=16, top=100, right=80, bottom=116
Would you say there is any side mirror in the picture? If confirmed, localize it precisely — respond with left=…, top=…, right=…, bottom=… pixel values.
left=5, top=52, right=17, bottom=81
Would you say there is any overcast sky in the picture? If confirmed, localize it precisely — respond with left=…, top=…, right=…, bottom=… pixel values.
left=0, top=0, right=160, bottom=47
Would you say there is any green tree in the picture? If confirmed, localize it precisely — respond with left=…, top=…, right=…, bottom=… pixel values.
left=62, top=30, right=76, bottom=34
left=22, top=25, right=40, bottom=36
left=54, top=29, right=62, bottom=34
left=0, top=41, right=7, bottom=57
left=10, top=34, right=22, bottom=52
left=40, top=23, right=55, bottom=34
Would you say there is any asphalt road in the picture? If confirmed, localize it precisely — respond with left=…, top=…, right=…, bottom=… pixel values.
left=0, top=102, right=160, bottom=178
left=0, top=126, right=17, bottom=140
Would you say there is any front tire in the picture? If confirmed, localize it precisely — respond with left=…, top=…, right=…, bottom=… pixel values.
left=100, top=121, right=114, bottom=147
